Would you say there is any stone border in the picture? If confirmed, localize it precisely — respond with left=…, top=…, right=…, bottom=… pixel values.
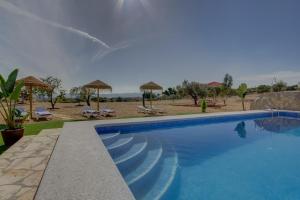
left=0, top=129, right=60, bottom=200
left=35, top=110, right=298, bottom=200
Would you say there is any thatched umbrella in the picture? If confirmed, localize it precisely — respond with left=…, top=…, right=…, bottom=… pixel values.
left=140, top=81, right=163, bottom=108
left=17, top=76, right=50, bottom=119
left=83, top=80, right=112, bottom=111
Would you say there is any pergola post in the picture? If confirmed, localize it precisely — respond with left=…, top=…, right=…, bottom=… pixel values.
left=97, top=88, right=100, bottom=111
left=150, top=89, right=153, bottom=108
left=29, top=85, right=33, bottom=119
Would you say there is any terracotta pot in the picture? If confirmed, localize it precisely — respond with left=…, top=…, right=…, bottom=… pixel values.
left=1, top=128, right=24, bottom=147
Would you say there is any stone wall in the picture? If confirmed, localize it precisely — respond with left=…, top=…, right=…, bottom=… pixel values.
left=250, top=91, right=300, bottom=111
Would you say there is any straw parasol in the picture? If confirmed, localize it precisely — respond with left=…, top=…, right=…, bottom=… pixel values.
left=17, top=76, right=50, bottom=119
left=83, top=80, right=112, bottom=111
left=140, top=81, right=163, bottom=108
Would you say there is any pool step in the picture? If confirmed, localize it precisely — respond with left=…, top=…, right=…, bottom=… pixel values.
left=115, top=136, right=148, bottom=170
left=142, top=151, right=179, bottom=200
left=107, top=135, right=134, bottom=158
left=125, top=139, right=163, bottom=186
left=100, top=132, right=120, bottom=146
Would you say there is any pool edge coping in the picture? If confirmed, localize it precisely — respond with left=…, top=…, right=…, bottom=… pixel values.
left=35, top=110, right=300, bottom=200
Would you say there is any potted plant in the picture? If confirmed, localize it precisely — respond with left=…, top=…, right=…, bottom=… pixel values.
left=0, top=69, right=24, bottom=146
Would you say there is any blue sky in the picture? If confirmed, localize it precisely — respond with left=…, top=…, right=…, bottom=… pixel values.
left=0, top=0, right=300, bottom=92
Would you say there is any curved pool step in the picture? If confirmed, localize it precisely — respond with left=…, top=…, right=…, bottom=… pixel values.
left=107, top=135, right=134, bottom=158
left=115, top=136, right=148, bottom=170
left=142, top=151, right=179, bottom=200
left=125, top=139, right=163, bottom=187
left=100, top=132, right=120, bottom=146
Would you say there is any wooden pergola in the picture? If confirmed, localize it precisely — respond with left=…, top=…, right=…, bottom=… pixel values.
left=140, top=81, right=163, bottom=108
left=83, top=80, right=112, bottom=111
left=17, top=76, right=50, bottom=119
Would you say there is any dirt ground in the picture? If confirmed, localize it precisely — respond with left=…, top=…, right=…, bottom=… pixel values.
left=0, top=94, right=259, bottom=124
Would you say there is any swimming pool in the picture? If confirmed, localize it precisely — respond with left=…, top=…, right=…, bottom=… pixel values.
left=96, top=111, right=300, bottom=200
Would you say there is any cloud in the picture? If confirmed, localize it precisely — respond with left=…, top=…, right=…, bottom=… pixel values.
left=0, top=0, right=133, bottom=90
left=0, top=0, right=130, bottom=60
left=239, top=70, right=300, bottom=85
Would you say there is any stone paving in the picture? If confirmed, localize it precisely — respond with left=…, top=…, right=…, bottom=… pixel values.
left=0, top=129, right=61, bottom=200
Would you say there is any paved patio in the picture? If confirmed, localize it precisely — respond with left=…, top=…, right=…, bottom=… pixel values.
left=0, top=129, right=61, bottom=200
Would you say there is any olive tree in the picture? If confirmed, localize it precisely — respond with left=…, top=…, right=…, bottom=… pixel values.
left=38, top=76, right=62, bottom=109
left=181, top=80, right=207, bottom=106
left=81, top=87, right=95, bottom=106
left=70, top=86, right=85, bottom=106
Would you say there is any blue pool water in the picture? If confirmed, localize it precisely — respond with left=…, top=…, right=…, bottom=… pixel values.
left=96, top=112, right=300, bottom=200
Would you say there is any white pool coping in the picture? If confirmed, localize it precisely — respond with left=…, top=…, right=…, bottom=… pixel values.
left=35, top=110, right=296, bottom=200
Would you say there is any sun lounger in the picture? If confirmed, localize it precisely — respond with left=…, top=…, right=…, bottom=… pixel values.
left=137, top=106, right=157, bottom=115
left=150, top=106, right=165, bottom=114
left=15, top=106, right=29, bottom=118
left=100, top=108, right=116, bottom=117
left=35, top=107, right=53, bottom=120
left=82, top=106, right=100, bottom=118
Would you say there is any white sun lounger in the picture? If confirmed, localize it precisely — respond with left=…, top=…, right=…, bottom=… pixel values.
left=82, top=106, right=100, bottom=118
left=150, top=106, right=165, bottom=114
left=15, top=106, right=29, bottom=118
left=137, top=106, right=157, bottom=114
left=35, top=107, right=53, bottom=120
left=100, top=108, right=116, bottom=117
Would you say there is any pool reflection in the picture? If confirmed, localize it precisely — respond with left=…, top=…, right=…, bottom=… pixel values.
left=255, top=117, right=300, bottom=134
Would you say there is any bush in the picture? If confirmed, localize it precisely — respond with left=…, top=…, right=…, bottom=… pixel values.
left=286, top=85, right=298, bottom=91
left=272, top=80, right=287, bottom=92
left=257, top=85, right=271, bottom=93
left=201, top=99, right=207, bottom=113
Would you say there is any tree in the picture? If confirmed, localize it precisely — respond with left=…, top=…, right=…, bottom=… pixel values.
left=70, top=86, right=85, bottom=106
left=40, top=76, right=62, bottom=109
left=181, top=80, right=207, bottom=106
left=81, top=87, right=95, bottom=106
left=223, top=73, right=233, bottom=89
left=19, top=89, right=29, bottom=104
left=220, top=85, right=228, bottom=105
left=58, top=90, right=66, bottom=102
left=272, top=80, right=287, bottom=92
left=222, top=74, right=233, bottom=105
left=163, top=87, right=178, bottom=102
left=257, top=85, right=271, bottom=93
left=208, top=86, right=221, bottom=102
left=236, top=83, right=248, bottom=111
left=176, top=85, right=185, bottom=98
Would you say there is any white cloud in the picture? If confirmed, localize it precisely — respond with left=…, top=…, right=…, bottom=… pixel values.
left=0, top=0, right=132, bottom=90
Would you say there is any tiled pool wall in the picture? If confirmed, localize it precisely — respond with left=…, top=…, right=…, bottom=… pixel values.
left=95, top=111, right=300, bottom=134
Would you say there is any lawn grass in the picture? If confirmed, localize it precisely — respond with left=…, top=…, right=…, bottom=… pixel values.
left=0, top=120, right=64, bottom=154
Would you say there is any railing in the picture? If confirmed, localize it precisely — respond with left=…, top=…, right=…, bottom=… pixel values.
left=265, top=104, right=279, bottom=118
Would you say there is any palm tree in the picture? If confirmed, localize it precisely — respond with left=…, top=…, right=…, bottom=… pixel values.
left=237, top=83, right=248, bottom=111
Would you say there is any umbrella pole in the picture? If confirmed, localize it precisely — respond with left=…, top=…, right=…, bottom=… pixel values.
left=29, top=85, right=33, bottom=119
left=97, top=88, right=100, bottom=111
left=150, top=89, right=153, bottom=108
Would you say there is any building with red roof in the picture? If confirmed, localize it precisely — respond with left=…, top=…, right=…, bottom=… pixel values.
left=207, top=82, right=223, bottom=87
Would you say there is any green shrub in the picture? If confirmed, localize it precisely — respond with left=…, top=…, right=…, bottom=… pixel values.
left=272, top=80, right=287, bottom=92
left=201, top=99, right=207, bottom=113
left=257, top=85, right=271, bottom=93
left=286, top=85, right=298, bottom=91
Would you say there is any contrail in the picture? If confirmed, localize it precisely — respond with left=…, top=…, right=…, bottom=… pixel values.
left=0, top=0, right=110, bottom=49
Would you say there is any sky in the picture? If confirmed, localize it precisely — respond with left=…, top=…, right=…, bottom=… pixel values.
left=0, top=0, right=300, bottom=93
